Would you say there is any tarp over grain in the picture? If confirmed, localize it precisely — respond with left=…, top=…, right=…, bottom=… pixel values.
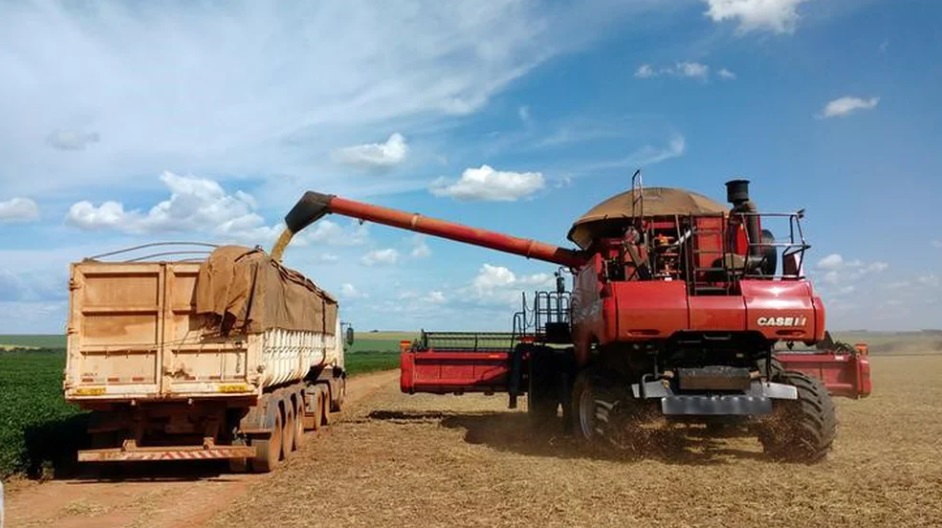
left=195, top=245, right=338, bottom=335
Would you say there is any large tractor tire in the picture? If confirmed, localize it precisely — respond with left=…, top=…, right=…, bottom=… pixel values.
left=572, top=368, right=605, bottom=444
left=527, top=347, right=559, bottom=427
left=759, top=371, right=837, bottom=463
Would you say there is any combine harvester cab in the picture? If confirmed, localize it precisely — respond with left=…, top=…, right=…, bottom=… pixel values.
left=64, top=243, right=349, bottom=472
left=283, top=176, right=871, bottom=462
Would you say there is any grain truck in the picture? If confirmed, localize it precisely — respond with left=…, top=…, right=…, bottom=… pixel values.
left=63, top=243, right=349, bottom=472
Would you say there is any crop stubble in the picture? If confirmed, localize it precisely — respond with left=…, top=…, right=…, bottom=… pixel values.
left=211, top=354, right=942, bottom=528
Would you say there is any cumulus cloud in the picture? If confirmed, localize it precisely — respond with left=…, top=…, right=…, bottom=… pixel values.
left=65, top=172, right=279, bottom=242
left=634, top=64, right=657, bottom=79
left=816, top=253, right=845, bottom=270
left=340, top=283, right=368, bottom=299
left=430, top=165, right=545, bottom=201
left=634, top=62, right=722, bottom=81
left=704, top=0, right=811, bottom=34
left=814, top=253, right=889, bottom=287
left=360, top=248, right=400, bottom=266
left=425, top=291, right=447, bottom=304
left=0, top=197, right=39, bottom=222
left=302, top=219, right=369, bottom=247
left=819, top=96, right=880, bottom=119
left=333, top=133, right=408, bottom=168
left=46, top=129, right=100, bottom=151
left=409, top=235, right=432, bottom=259
left=469, top=264, right=554, bottom=304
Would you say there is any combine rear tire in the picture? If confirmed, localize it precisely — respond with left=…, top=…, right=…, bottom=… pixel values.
left=527, top=348, right=559, bottom=426
left=760, top=371, right=837, bottom=463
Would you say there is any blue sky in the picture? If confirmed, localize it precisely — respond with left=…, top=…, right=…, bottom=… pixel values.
left=1, top=0, right=940, bottom=333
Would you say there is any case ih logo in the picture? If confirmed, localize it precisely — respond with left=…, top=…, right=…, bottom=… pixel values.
left=757, top=316, right=807, bottom=327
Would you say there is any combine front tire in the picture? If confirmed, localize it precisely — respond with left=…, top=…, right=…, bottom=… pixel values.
left=760, top=371, right=837, bottom=463
left=572, top=368, right=605, bottom=444
left=527, top=347, right=559, bottom=426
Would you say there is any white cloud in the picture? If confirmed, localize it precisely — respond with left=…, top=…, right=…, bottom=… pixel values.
left=932, top=240, right=942, bottom=249
left=340, top=283, right=368, bottom=299
left=676, top=62, right=710, bottom=79
left=46, top=129, right=100, bottom=151
left=360, top=248, right=400, bottom=266
left=302, top=219, right=369, bottom=247
left=583, top=135, right=687, bottom=172
left=0, top=1, right=658, bottom=197
left=518, top=106, right=531, bottom=123
left=65, top=172, right=279, bottom=242
left=425, top=291, right=447, bottom=304
left=819, top=96, right=880, bottom=119
left=469, top=264, right=554, bottom=304
left=0, top=197, right=39, bottom=222
left=430, top=165, right=545, bottom=201
left=634, top=62, right=719, bottom=81
left=704, top=0, right=811, bottom=34
left=333, top=133, right=408, bottom=168
left=635, top=64, right=656, bottom=79
left=409, top=235, right=432, bottom=259
left=813, top=253, right=889, bottom=289
left=816, top=253, right=844, bottom=270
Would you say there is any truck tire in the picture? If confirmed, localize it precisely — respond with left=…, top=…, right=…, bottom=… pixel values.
left=293, top=396, right=306, bottom=448
left=527, top=347, right=559, bottom=427
left=759, top=371, right=837, bottom=463
left=283, top=405, right=297, bottom=454
left=330, top=377, right=346, bottom=412
left=320, top=385, right=330, bottom=426
left=252, top=412, right=282, bottom=473
left=310, top=389, right=324, bottom=432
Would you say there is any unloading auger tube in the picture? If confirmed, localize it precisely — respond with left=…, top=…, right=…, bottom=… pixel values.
left=276, top=191, right=589, bottom=268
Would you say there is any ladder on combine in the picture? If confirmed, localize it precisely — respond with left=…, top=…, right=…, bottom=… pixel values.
left=686, top=215, right=734, bottom=295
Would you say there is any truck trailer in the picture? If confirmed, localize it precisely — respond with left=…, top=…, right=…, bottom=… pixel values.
left=63, top=243, right=348, bottom=472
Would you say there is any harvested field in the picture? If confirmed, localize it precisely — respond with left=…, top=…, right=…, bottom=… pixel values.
left=6, top=354, right=942, bottom=528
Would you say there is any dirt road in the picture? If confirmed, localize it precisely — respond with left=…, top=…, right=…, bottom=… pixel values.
left=8, top=355, right=942, bottom=528
left=5, top=370, right=398, bottom=528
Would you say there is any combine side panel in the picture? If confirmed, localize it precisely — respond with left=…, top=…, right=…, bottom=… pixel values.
left=400, top=350, right=512, bottom=395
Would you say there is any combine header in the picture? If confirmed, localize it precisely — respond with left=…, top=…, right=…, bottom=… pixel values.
left=282, top=176, right=871, bottom=462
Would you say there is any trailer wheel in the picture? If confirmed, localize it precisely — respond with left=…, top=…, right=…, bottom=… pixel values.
left=283, top=405, right=297, bottom=454
left=293, top=395, right=306, bottom=448
left=310, top=388, right=324, bottom=432
left=330, top=377, right=346, bottom=412
left=319, top=385, right=330, bottom=427
left=759, top=371, right=837, bottom=463
left=252, top=412, right=282, bottom=473
left=527, top=347, right=559, bottom=427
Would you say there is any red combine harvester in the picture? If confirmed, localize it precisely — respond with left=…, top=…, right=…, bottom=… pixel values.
left=282, top=177, right=871, bottom=462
